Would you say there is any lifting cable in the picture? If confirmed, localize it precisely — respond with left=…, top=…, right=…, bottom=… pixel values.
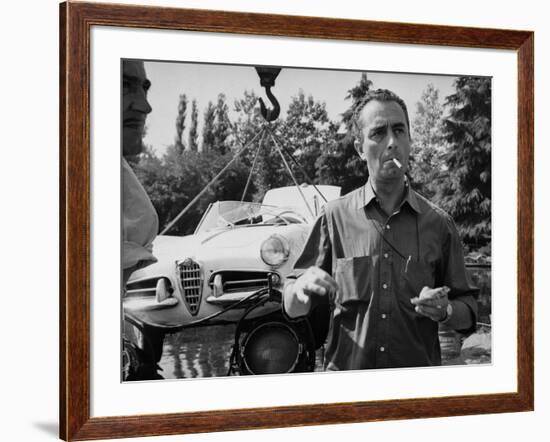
left=160, top=128, right=264, bottom=235
left=240, top=127, right=266, bottom=202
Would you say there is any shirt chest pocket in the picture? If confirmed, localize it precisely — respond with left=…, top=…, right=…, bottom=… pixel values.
left=399, top=259, right=436, bottom=300
left=334, top=256, right=373, bottom=305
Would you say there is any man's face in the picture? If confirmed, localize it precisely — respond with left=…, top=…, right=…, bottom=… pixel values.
left=355, top=100, right=411, bottom=183
left=122, top=60, right=152, bottom=157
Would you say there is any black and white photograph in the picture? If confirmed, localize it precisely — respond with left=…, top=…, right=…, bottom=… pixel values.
left=6, top=0, right=546, bottom=440
left=121, top=59, right=492, bottom=382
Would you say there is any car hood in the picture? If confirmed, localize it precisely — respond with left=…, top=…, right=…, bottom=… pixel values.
left=151, top=234, right=201, bottom=260
left=198, top=225, right=295, bottom=249
left=131, top=225, right=308, bottom=280
left=129, top=234, right=200, bottom=280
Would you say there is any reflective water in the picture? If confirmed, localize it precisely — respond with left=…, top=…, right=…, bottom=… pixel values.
left=158, top=267, right=491, bottom=379
left=159, top=325, right=236, bottom=378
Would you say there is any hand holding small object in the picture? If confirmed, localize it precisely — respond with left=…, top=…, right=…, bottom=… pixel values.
left=410, top=286, right=450, bottom=322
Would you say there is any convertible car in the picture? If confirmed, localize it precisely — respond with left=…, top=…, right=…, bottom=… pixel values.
left=123, top=184, right=341, bottom=379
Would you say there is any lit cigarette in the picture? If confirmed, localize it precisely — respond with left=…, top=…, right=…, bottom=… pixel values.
left=392, top=158, right=403, bottom=169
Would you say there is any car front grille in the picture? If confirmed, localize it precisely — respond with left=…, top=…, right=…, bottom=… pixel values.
left=208, top=270, right=280, bottom=294
left=177, top=259, right=202, bottom=316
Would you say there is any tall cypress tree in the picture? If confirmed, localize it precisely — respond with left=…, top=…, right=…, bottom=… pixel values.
left=175, top=94, right=187, bottom=154
left=202, top=101, right=216, bottom=153
left=188, top=99, right=199, bottom=152
left=213, top=93, right=231, bottom=156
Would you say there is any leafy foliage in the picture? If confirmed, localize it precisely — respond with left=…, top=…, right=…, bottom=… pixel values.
left=174, top=94, right=187, bottom=154
left=316, top=134, right=367, bottom=195
left=135, top=146, right=249, bottom=235
left=213, top=94, right=231, bottom=156
left=130, top=73, right=491, bottom=252
left=342, top=73, right=373, bottom=123
left=316, top=73, right=371, bottom=194
left=231, top=90, right=269, bottom=201
left=409, top=84, right=449, bottom=199
left=201, top=101, right=216, bottom=154
left=435, top=77, right=492, bottom=247
left=277, top=90, right=335, bottom=184
left=188, top=99, right=199, bottom=152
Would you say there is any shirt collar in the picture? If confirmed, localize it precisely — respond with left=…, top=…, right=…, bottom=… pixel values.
left=353, top=178, right=422, bottom=214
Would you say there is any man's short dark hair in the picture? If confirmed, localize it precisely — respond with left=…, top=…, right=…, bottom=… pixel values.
left=351, top=89, right=411, bottom=145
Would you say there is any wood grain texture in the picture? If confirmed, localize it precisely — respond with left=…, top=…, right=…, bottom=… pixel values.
left=60, top=1, right=92, bottom=439
left=59, top=1, right=534, bottom=440
left=73, top=393, right=527, bottom=440
left=73, top=1, right=531, bottom=49
left=516, top=34, right=535, bottom=411
left=59, top=2, right=67, bottom=439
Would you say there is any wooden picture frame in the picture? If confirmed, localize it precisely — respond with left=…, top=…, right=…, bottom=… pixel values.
left=60, top=1, right=534, bottom=440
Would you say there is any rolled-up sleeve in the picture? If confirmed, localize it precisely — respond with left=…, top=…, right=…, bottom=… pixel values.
left=283, top=209, right=332, bottom=337
left=122, top=158, right=159, bottom=275
left=441, top=215, right=479, bottom=334
left=288, top=209, right=332, bottom=280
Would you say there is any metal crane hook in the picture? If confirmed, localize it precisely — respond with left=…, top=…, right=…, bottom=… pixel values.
left=259, top=87, right=280, bottom=122
left=255, top=67, right=281, bottom=122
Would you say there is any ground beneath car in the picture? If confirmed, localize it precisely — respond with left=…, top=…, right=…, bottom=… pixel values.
left=157, top=266, right=491, bottom=378
left=157, top=323, right=491, bottom=379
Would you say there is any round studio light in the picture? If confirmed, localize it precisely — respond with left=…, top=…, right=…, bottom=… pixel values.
left=260, top=234, right=289, bottom=268
left=241, top=322, right=301, bottom=375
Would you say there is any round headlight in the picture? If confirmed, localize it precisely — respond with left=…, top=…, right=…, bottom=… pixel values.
left=260, top=234, right=289, bottom=267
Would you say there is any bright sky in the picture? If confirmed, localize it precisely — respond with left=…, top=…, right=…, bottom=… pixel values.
left=142, top=60, right=458, bottom=155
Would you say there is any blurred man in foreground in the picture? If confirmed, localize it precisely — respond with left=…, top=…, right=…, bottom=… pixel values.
left=122, top=59, right=158, bottom=286
left=121, top=60, right=162, bottom=380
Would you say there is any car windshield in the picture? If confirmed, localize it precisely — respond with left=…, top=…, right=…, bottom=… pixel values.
left=195, top=201, right=307, bottom=233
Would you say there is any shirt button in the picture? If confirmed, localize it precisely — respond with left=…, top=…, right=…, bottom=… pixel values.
left=382, top=283, right=388, bottom=289
left=385, top=224, right=391, bottom=230
left=381, top=313, right=387, bottom=319
left=383, top=253, right=389, bottom=259
left=380, top=346, right=385, bottom=352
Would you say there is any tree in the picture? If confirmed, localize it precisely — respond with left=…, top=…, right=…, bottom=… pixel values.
left=232, top=90, right=273, bottom=201
left=277, top=90, right=335, bottom=185
left=232, top=89, right=338, bottom=201
left=213, top=94, right=231, bottom=156
left=188, top=99, right=199, bottom=152
left=316, top=73, right=372, bottom=194
left=435, top=76, right=492, bottom=248
left=232, top=90, right=262, bottom=146
left=201, top=95, right=232, bottom=155
left=316, top=133, right=367, bottom=195
left=341, top=72, right=373, bottom=124
left=409, top=84, right=449, bottom=199
left=249, top=127, right=287, bottom=201
left=132, top=143, right=250, bottom=236
left=201, top=101, right=216, bottom=153
left=175, top=94, right=187, bottom=154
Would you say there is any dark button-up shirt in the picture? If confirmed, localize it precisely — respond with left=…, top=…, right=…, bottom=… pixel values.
left=287, top=180, right=478, bottom=370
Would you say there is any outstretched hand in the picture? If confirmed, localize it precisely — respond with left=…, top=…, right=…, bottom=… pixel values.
left=293, top=266, right=339, bottom=304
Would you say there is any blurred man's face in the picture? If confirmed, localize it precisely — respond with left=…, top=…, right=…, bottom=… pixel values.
left=122, top=61, right=152, bottom=156
left=355, top=100, right=411, bottom=183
